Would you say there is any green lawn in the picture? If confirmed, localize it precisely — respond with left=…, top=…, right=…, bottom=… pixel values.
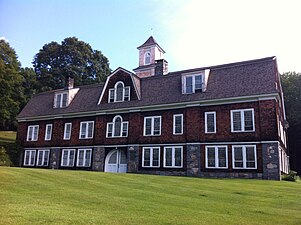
left=0, top=167, right=300, bottom=225
left=0, top=131, right=16, bottom=144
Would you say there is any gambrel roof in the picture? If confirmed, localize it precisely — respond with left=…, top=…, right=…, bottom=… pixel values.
left=17, top=56, right=280, bottom=120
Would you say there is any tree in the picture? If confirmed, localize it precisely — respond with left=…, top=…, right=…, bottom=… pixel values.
left=0, top=40, right=24, bottom=130
left=19, top=67, right=37, bottom=108
left=281, top=72, right=301, bottom=175
left=33, top=37, right=111, bottom=92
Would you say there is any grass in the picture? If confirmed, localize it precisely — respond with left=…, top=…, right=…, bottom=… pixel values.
left=0, top=131, right=16, bottom=145
left=0, top=167, right=300, bottom=225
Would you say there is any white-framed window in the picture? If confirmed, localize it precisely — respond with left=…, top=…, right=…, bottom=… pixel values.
left=144, top=116, right=161, bottom=136
left=182, top=74, right=204, bottom=94
left=173, top=114, right=183, bottom=135
left=108, top=81, right=130, bottom=103
left=142, top=147, right=160, bottom=167
left=44, top=124, right=52, bottom=141
left=106, top=115, right=128, bottom=138
left=27, top=125, right=39, bottom=141
left=36, top=149, right=50, bottom=166
left=64, top=123, right=72, bottom=140
left=205, top=112, right=216, bottom=133
left=144, top=51, right=151, bottom=65
left=23, top=150, right=36, bottom=166
left=54, top=92, right=68, bottom=108
left=232, top=145, right=257, bottom=169
left=77, top=149, right=92, bottom=167
left=231, top=109, right=255, bottom=132
left=79, top=121, right=94, bottom=139
left=164, top=146, right=183, bottom=168
left=61, top=149, right=75, bottom=167
left=205, top=146, right=228, bottom=168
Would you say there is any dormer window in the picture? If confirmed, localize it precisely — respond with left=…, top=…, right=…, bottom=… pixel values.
left=144, top=52, right=151, bottom=65
left=54, top=92, right=68, bottom=108
left=182, top=74, right=204, bottom=94
left=108, top=81, right=130, bottom=103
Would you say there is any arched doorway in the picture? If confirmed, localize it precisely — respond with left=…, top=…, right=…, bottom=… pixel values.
left=104, top=149, right=127, bottom=173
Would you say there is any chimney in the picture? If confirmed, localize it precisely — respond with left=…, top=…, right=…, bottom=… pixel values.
left=155, top=59, right=168, bottom=76
left=65, top=75, right=74, bottom=90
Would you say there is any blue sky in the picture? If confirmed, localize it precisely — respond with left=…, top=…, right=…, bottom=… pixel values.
left=1, top=0, right=300, bottom=73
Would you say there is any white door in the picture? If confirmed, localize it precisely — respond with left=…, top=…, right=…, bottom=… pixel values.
left=104, top=149, right=127, bottom=173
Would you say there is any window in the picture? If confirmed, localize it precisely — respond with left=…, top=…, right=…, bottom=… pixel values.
left=106, top=115, right=128, bottom=138
left=77, top=149, right=92, bottom=167
left=144, top=116, right=161, bottom=136
left=64, top=123, right=72, bottom=140
left=55, top=92, right=68, bottom=108
left=23, top=150, right=36, bottom=166
left=36, top=150, right=50, bottom=166
left=205, top=112, right=216, bottom=133
left=231, top=109, right=255, bottom=132
left=164, top=146, right=183, bottom=168
left=205, top=146, right=228, bottom=168
left=232, top=145, right=257, bottom=169
left=108, top=81, right=130, bottom=103
left=173, top=114, right=183, bottom=135
left=182, top=74, right=203, bottom=94
left=45, top=124, right=52, bottom=141
left=144, top=52, right=151, bottom=65
left=61, top=149, right=75, bottom=167
left=27, top=125, right=39, bottom=141
left=79, top=121, right=94, bottom=139
left=142, top=147, right=160, bottom=167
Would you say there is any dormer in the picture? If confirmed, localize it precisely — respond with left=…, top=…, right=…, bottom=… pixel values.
left=133, top=36, right=168, bottom=78
left=182, top=69, right=210, bottom=94
left=53, top=76, right=79, bottom=108
left=98, top=68, right=141, bottom=104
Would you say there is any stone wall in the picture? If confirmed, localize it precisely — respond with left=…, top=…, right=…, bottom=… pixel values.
left=92, top=147, right=105, bottom=172
left=187, top=144, right=201, bottom=177
left=262, top=143, right=280, bottom=180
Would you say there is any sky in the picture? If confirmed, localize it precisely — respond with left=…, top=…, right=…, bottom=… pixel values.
left=1, top=0, right=300, bottom=73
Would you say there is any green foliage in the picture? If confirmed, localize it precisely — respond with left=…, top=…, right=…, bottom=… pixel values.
left=19, top=67, right=37, bottom=108
left=33, top=37, right=111, bottom=92
left=1, top=168, right=301, bottom=225
left=281, top=72, right=301, bottom=126
left=0, top=146, right=12, bottom=166
left=282, top=170, right=300, bottom=182
left=0, top=40, right=25, bottom=130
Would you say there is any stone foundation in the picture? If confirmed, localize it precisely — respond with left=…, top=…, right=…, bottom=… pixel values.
left=262, top=143, right=281, bottom=180
left=92, top=147, right=105, bottom=171
left=186, top=144, right=201, bottom=177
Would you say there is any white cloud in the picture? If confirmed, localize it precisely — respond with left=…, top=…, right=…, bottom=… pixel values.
left=0, top=37, right=9, bottom=42
left=156, top=0, right=301, bottom=73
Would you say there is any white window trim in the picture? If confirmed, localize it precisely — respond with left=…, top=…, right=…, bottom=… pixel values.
left=144, top=51, right=151, bottom=65
left=231, top=108, right=255, bottom=132
left=26, top=125, right=39, bottom=141
left=79, top=121, right=94, bottom=139
left=54, top=92, right=68, bottom=108
left=143, top=116, right=162, bottom=136
left=205, top=146, right=228, bottom=169
left=23, top=150, right=36, bottom=166
left=61, top=149, right=76, bottom=167
left=36, top=149, right=50, bottom=166
left=173, top=114, right=183, bottom=135
left=232, top=145, right=257, bottom=169
left=44, top=124, right=52, bottom=141
left=205, top=112, right=216, bottom=133
left=163, top=146, right=183, bottom=168
left=182, top=73, right=204, bottom=94
left=63, top=123, right=72, bottom=140
left=142, top=147, right=160, bottom=168
left=108, top=81, right=131, bottom=103
left=76, top=149, right=92, bottom=167
left=106, top=115, right=129, bottom=138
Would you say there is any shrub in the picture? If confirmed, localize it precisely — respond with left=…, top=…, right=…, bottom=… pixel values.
left=0, top=146, right=12, bottom=166
left=282, top=170, right=300, bottom=182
